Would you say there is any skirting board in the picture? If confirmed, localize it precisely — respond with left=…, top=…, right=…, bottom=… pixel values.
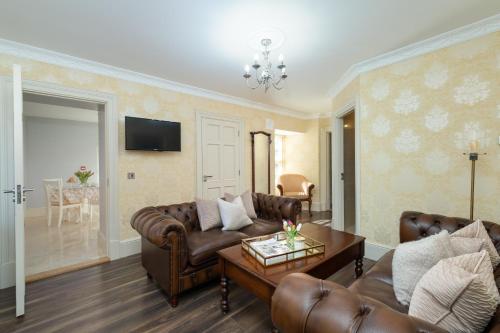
left=365, top=241, right=393, bottom=261
left=302, top=201, right=321, bottom=212
left=120, top=237, right=141, bottom=258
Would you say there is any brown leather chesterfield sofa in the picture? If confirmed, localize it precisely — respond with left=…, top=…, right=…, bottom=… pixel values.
left=272, top=211, right=500, bottom=333
left=130, top=192, right=301, bottom=307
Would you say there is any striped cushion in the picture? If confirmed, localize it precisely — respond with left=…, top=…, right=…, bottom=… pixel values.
left=409, top=250, right=499, bottom=333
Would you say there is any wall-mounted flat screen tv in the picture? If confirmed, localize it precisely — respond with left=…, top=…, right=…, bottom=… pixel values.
left=125, top=116, right=181, bottom=151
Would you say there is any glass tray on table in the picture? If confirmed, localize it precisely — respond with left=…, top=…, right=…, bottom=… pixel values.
left=241, top=231, right=325, bottom=267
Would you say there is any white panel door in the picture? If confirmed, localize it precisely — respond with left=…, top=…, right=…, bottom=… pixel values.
left=2, top=65, right=26, bottom=317
left=201, top=117, right=241, bottom=199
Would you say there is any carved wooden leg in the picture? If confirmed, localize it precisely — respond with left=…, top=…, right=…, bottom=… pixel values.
left=221, top=276, right=229, bottom=314
left=308, top=199, right=312, bottom=216
left=169, top=295, right=178, bottom=308
left=355, top=258, right=363, bottom=278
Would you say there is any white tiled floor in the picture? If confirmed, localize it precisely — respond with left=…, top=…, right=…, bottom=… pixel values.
left=25, top=206, right=107, bottom=276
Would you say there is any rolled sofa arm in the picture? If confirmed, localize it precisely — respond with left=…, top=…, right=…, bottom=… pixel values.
left=130, top=207, right=187, bottom=251
left=253, top=193, right=302, bottom=224
left=272, top=273, right=446, bottom=333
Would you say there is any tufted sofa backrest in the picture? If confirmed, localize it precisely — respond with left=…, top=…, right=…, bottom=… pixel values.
left=156, top=202, right=200, bottom=232
left=252, top=192, right=302, bottom=223
left=400, top=211, right=500, bottom=252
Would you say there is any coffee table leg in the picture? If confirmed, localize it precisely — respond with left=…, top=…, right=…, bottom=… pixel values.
left=355, top=257, right=363, bottom=278
left=221, top=276, right=229, bottom=314
left=220, top=257, right=229, bottom=314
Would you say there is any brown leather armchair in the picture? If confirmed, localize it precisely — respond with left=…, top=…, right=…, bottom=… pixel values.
left=271, top=211, right=500, bottom=333
left=277, top=174, right=315, bottom=216
left=131, top=192, right=301, bottom=307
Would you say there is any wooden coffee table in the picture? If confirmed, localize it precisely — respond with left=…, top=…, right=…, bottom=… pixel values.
left=217, top=223, right=365, bottom=313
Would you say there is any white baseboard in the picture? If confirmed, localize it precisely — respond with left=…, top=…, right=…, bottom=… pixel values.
left=26, top=207, right=46, bottom=218
left=365, top=241, right=393, bottom=261
left=119, top=237, right=141, bottom=258
left=302, top=201, right=322, bottom=212
left=0, top=261, right=14, bottom=289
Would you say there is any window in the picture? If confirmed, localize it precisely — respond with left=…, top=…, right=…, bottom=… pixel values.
left=275, top=134, right=285, bottom=179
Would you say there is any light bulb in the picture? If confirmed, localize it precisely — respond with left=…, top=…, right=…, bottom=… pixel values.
left=244, top=65, right=250, bottom=73
left=278, top=54, right=284, bottom=63
left=253, top=53, right=259, bottom=63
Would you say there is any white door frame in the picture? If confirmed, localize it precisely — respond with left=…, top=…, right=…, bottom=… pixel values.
left=319, top=126, right=332, bottom=211
left=195, top=111, right=245, bottom=198
left=0, top=78, right=119, bottom=289
left=332, top=97, right=361, bottom=234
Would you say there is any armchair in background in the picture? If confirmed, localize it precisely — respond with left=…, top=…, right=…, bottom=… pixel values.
left=277, top=174, right=315, bottom=216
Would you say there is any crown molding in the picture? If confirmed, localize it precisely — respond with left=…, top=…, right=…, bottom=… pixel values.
left=328, top=13, right=500, bottom=99
left=0, top=38, right=314, bottom=119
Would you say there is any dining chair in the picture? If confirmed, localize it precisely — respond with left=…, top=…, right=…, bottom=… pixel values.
left=87, top=186, right=99, bottom=228
left=43, top=178, right=83, bottom=227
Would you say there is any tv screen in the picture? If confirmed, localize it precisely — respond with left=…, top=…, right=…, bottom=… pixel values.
left=125, top=116, right=181, bottom=151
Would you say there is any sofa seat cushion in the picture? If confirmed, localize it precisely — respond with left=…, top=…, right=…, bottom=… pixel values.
left=348, top=250, right=408, bottom=314
left=187, top=229, right=246, bottom=266
left=349, top=274, right=409, bottom=314
left=239, top=219, right=282, bottom=237
left=363, top=250, right=394, bottom=285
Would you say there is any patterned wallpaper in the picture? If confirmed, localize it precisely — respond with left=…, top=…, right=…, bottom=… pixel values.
left=359, top=32, right=500, bottom=247
left=0, top=54, right=319, bottom=240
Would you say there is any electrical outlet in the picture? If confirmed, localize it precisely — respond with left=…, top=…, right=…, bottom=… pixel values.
left=127, top=172, right=135, bottom=180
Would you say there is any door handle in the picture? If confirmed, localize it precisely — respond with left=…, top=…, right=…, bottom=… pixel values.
left=22, top=188, right=34, bottom=193
left=3, top=189, right=15, bottom=194
left=203, top=175, right=213, bottom=182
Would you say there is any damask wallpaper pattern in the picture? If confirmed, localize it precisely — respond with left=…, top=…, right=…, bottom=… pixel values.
left=359, top=32, right=500, bottom=247
left=0, top=54, right=319, bottom=240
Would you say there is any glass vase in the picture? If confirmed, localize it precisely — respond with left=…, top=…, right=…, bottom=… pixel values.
left=286, top=234, right=295, bottom=249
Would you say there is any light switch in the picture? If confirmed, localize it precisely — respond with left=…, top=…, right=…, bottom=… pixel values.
left=127, top=172, right=135, bottom=180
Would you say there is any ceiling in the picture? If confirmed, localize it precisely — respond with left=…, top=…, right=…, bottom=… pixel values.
left=0, top=1, right=499, bottom=115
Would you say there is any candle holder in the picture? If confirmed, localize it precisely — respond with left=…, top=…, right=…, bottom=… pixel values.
left=463, top=152, right=487, bottom=220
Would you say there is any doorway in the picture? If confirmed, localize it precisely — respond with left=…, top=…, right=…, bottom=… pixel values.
left=22, top=93, right=108, bottom=280
left=342, top=112, right=356, bottom=233
left=332, top=101, right=360, bottom=234
left=0, top=68, right=119, bottom=317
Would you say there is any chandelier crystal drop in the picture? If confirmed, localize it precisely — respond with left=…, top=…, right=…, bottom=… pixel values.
left=243, top=38, right=287, bottom=92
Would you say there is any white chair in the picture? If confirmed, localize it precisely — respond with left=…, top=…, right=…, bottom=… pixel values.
left=43, top=178, right=83, bottom=227
left=87, top=186, right=99, bottom=229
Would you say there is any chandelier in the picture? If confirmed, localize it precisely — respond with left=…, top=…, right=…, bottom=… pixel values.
left=243, top=38, right=287, bottom=92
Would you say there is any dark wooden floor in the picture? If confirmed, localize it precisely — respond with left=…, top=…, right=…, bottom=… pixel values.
left=0, top=210, right=373, bottom=333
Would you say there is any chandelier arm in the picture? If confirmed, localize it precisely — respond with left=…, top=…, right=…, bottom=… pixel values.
left=246, top=79, right=262, bottom=90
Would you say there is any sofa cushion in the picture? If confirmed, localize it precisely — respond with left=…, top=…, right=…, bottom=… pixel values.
left=349, top=250, right=409, bottom=314
left=392, top=230, right=455, bottom=306
left=409, top=251, right=499, bottom=333
left=187, top=229, right=246, bottom=266
left=239, top=219, right=282, bottom=238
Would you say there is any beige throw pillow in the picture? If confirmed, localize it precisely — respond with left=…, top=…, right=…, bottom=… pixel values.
left=224, top=191, right=257, bottom=219
left=195, top=198, right=222, bottom=231
left=409, top=250, right=499, bottom=333
left=451, top=219, right=500, bottom=268
left=392, top=230, right=455, bottom=306
left=450, top=237, right=486, bottom=256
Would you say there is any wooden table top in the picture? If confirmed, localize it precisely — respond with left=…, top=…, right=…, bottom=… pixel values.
left=217, top=223, right=365, bottom=287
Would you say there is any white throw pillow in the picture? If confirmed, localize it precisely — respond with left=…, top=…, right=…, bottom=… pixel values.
left=224, top=190, right=257, bottom=219
left=392, top=230, right=455, bottom=306
left=409, top=250, right=499, bottom=333
left=217, top=197, right=253, bottom=231
left=196, top=198, right=222, bottom=231
left=451, top=219, right=500, bottom=268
